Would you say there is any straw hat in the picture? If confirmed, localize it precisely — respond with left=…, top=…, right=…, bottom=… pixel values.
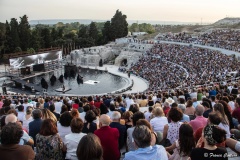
left=165, top=97, right=175, bottom=105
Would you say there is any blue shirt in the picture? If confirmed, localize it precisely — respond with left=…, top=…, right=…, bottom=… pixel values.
left=180, top=114, right=190, bottom=122
left=124, top=145, right=168, bottom=160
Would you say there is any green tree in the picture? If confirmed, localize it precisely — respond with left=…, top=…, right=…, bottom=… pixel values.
left=102, top=21, right=111, bottom=43
left=27, top=48, right=35, bottom=54
left=110, top=10, right=128, bottom=40
left=57, top=28, right=64, bottom=39
left=30, top=29, right=41, bottom=52
left=89, top=22, right=98, bottom=44
left=18, top=15, right=31, bottom=51
left=41, top=27, right=51, bottom=48
left=129, top=23, right=139, bottom=32
left=3, top=21, right=11, bottom=53
left=78, top=24, right=88, bottom=38
left=9, top=18, right=20, bottom=52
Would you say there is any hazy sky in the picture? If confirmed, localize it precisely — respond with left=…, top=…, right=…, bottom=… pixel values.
left=0, top=0, right=239, bottom=23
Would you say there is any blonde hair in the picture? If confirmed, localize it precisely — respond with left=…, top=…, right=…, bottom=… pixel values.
left=41, top=109, right=57, bottom=123
left=153, top=107, right=164, bottom=117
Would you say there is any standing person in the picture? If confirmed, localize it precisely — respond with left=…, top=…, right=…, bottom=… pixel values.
left=0, top=123, right=35, bottom=160
left=35, top=119, right=64, bottom=160
left=2, top=80, right=7, bottom=95
left=190, top=125, right=227, bottom=160
left=94, top=114, right=120, bottom=160
left=124, top=125, right=168, bottom=160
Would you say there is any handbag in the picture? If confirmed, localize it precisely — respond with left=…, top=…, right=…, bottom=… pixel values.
left=159, top=138, right=172, bottom=147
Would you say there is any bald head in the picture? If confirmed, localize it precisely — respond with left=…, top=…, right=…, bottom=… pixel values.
left=5, top=114, right=18, bottom=124
left=195, top=104, right=205, bottom=116
left=99, top=114, right=111, bottom=127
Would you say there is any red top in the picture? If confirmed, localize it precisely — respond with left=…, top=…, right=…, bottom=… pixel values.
left=94, top=126, right=120, bottom=160
left=72, top=103, right=79, bottom=110
left=94, top=101, right=102, bottom=108
left=232, top=107, right=240, bottom=123
left=163, top=106, right=170, bottom=116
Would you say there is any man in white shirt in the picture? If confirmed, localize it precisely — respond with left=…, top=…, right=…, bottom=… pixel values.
left=79, top=105, right=90, bottom=122
left=125, top=95, right=134, bottom=110
left=17, top=105, right=25, bottom=122
left=144, top=106, right=153, bottom=122
left=54, top=99, right=63, bottom=114
left=22, top=98, right=33, bottom=111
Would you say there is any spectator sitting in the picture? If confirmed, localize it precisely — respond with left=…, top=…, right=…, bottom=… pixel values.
left=5, top=114, right=34, bottom=146
left=82, top=110, right=97, bottom=134
left=76, top=133, right=103, bottom=160
left=127, top=111, right=145, bottom=151
left=35, top=119, right=64, bottom=160
left=144, top=106, right=153, bottom=122
left=163, top=107, right=183, bottom=145
left=189, top=104, right=208, bottom=132
left=150, top=107, right=168, bottom=133
left=110, top=111, right=126, bottom=149
left=124, top=125, right=168, bottom=160
left=202, top=101, right=211, bottom=118
left=0, top=123, right=35, bottom=160
left=190, top=125, right=227, bottom=160
left=49, top=104, right=60, bottom=121
left=166, top=123, right=195, bottom=160
left=94, top=114, right=120, bottom=160
left=65, top=118, right=86, bottom=160
left=29, top=109, right=43, bottom=146
left=57, top=111, right=73, bottom=141
left=178, top=104, right=190, bottom=122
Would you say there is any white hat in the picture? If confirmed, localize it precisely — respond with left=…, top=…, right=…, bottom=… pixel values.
left=165, top=97, right=175, bottom=105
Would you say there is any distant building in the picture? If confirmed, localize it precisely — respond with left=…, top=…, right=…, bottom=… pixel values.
left=132, top=32, right=148, bottom=36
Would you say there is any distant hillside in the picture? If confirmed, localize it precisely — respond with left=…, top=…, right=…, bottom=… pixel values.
left=214, top=17, right=240, bottom=25
left=29, top=19, right=199, bottom=26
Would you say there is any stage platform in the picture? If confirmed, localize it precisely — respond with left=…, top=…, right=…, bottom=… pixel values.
left=12, top=79, right=43, bottom=92
left=55, top=87, right=71, bottom=92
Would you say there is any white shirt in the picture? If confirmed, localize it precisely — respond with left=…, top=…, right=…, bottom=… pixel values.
left=218, top=123, right=231, bottom=138
left=107, top=111, right=114, bottom=120
left=17, top=112, right=25, bottom=122
left=125, top=98, right=134, bottom=110
left=22, top=115, right=33, bottom=132
left=22, top=103, right=33, bottom=112
left=57, top=122, right=71, bottom=142
left=144, top=111, right=152, bottom=122
left=65, top=133, right=86, bottom=160
left=150, top=116, right=168, bottom=132
left=228, top=101, right=235, bottom=111
left=54, top=102, right=63, bottom=114
left=79, top=112, right=86, bottom=122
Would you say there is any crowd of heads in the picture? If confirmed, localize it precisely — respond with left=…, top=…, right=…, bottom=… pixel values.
left=157, top=29, right=240, bottom=52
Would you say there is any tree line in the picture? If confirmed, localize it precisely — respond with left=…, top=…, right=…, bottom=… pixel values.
left=0, top=10, right=128, bottom=56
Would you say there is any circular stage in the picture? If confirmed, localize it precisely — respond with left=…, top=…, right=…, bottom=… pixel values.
left=11, top=67, right=129, bottom=95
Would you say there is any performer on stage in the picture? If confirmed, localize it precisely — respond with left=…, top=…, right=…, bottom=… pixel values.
left=62, top=85, right=65, bottom=93
left=2, top=81, right=7, bottom=95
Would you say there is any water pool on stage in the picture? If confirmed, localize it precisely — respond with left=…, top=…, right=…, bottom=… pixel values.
left=10, top=68, right=128, bottom=95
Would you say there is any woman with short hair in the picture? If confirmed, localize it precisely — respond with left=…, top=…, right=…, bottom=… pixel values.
left=65, top=118, right=86, bottom=160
